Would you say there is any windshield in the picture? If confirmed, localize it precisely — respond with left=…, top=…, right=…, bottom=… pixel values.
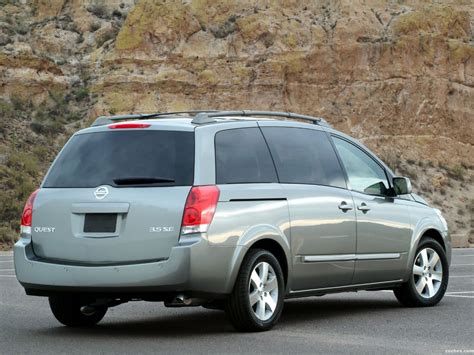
left=43, top=130, right=194, bottom=188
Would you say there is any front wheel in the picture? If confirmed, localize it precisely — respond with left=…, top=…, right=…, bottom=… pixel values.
left=394, top=237, right=449, bottom=307
left=49, top=296, right=108, bottom=327
left=225, top=249, right=285, bottom=332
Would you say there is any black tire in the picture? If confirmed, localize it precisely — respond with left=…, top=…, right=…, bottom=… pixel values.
left=225, top=248, right=285, bottom=332
left=202, top=300, right=225, bottom=311
left=49, top=296, right=107, bottom=327
left=394, top=237, right=449, bottom=307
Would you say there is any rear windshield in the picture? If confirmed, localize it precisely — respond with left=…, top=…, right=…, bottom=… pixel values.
left=43, top=130, right=194, bottom=188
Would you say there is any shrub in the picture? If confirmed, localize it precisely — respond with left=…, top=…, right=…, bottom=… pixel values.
left=0, top=0, right=18, bottom=6
left=0, top=226, right=15, bottom=246
left=87, top=0, right=108, bottom=19
left=377, top=150, right=402, bottom=173
left=73, top=87, right=89, bottom=102
left=469, top=199, right=474, bottom=214
left=76, top=33, right=84, bottom=44
left=6, top=151, right=39, bottom=177
left=447, top=164, right=465, bottom=181
left=398, top=165, right=417, bottom=181
left=30, top=121, right=64, bottom=135
left=0, top=150, right=38, bottom=242
left=30, top=89, right=84, bottom=135
left=12, top=19, right=28, bottom=35
left=10, top=95, right=24, bottom=112
left=48, top=89, right=68, bottom=114
left=90, top=21, right=101, bottom=32
left=31, top=146, right=49, bottom=160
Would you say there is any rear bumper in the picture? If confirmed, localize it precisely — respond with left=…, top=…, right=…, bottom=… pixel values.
left=14, top=237, right=246, bottom=297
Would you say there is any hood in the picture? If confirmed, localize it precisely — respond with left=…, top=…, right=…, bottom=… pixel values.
left=411, top=193, right=429, bottom=206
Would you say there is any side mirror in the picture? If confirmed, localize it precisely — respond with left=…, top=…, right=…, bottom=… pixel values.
left=392, top=177, right=412, bottom=195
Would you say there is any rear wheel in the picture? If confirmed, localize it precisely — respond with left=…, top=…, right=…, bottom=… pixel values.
left=225, top=249, right=284, bottom=332
left=49, top=296, right=107, bottom=327
left=394, top=237, right=448, bottom=307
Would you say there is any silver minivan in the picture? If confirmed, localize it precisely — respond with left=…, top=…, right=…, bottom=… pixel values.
left=14, top=110, right=451, bottom=332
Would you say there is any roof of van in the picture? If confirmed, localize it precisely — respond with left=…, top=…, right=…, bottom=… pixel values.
left=89, top=110, right=331, bottom=129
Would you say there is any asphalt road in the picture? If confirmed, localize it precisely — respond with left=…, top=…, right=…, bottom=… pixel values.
left=1, top=249, right=473, bottom=354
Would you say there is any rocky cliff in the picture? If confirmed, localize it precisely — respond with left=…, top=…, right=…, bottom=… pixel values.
left=0, top=0, right=473, bottom=248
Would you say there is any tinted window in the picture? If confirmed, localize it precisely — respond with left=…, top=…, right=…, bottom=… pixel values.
left=261, top=127, right=346, bottom=188
left=44, top=130, right=194, bottom=188
left=215, top=128, right=277, bottom=184
left=332, top=137, right=389, bottom=195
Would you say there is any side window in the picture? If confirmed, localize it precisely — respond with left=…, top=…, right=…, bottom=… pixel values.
left=261, top=127, right=346, bottom=188
left=332, top=137, right=389, bottom=195
left=215, top=128, right=278, bottom=184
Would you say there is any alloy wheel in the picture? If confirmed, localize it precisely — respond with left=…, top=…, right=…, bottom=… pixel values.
left=248, top=262, right=279, bottom=321
left=413, top=247, right=443, bottom=299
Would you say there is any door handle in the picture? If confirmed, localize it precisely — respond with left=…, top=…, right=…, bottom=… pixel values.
left=338, top=201, right=353, bottom=212
left=357, top=203, right=371, bottom=213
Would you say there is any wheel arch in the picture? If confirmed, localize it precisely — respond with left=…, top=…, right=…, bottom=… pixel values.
left=395, top=226, right=450, bottom=307
left=249, top=239, right=289, bottom=288
left=420, top=228, right=446, bottom=251
left=225, top=227, right=292, bottom=295
left=403, top=218, right=451, bottom=282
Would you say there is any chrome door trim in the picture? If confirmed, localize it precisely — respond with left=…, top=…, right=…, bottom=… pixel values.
left=302, top=253, right=401, bottom=263
left=303, top=254, right=355, bottom=262
left=356, top=253, right=401, bottom=260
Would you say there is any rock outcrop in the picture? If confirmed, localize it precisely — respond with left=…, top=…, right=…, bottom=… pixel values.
left=0, top=0, right=473, bottom=248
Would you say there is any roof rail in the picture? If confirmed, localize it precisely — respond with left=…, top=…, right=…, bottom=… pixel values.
left=90, top=110, right=218, bottom=127
left=191, top=110, right=331, bottom=127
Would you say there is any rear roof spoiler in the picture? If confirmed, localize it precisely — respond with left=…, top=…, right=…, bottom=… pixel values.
left=90, top=110, right=219, bottom=127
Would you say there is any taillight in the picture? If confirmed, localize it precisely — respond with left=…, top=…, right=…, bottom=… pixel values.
left=108, top=122, right=151, bottom=129
left=181, top=185, right=220, bottom=235
left=20, top=189, right=40, bottom=234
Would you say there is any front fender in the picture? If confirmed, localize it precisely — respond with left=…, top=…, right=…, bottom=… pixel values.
left=403, top=215, right=451, bottom=282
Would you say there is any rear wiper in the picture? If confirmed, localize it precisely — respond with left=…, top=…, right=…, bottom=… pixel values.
left=113, top=177, right=175, bottom=185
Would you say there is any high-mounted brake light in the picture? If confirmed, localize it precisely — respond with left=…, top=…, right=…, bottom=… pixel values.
left=181, top=186, right=220, bottom=235
left=108, top=123, right=151, bottom=129
left=20, top=189, right=40, bottom=234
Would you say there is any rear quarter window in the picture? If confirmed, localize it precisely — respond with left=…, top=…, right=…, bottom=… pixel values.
left=261, top=127, right=346, bottom=188
left=43, top=130, right=194, bottom=188
left=215, top=128, right=278, bottom=184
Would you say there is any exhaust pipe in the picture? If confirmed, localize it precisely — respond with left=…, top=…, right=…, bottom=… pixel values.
left=164, top=294, right=206, bottom=307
